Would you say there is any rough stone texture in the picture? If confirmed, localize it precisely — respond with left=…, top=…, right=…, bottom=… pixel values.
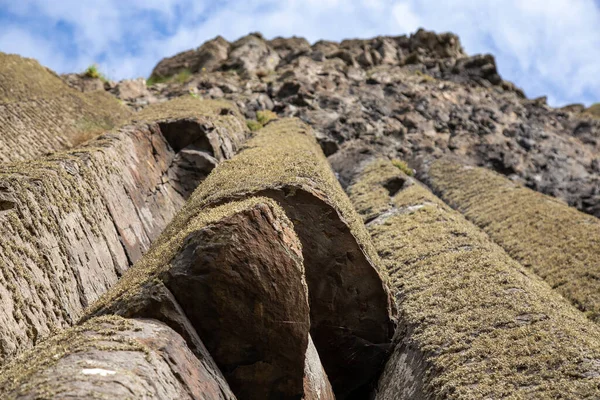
left=0, top=52, right=130, bottom=161
left=0, top=122, right=185, bottom=366
left=142, top=117, right=394, bottom=398
left=111, top=78, right=151, bottom=102
left=127, top=30, right=600, bottom=218
left=134, top=97, right=249, bottom=198
left=0, top=97, right=248, bottom=366
left=303, top=336, right=335, bottom=400
left=0, top=316, right=236, bottom=400
left=422, top=158, right=600, bottom=323
left=89, top=198, right=311, bottom=400
left=151, top=36, right=231, bottom=79
left=224, top=33, right=281, bottom=74
left=348, top=159, right=600, bottom=399
left=61, top=72, right=106, bottom=92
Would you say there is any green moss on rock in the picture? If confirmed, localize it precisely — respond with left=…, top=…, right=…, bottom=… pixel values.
left=349, top=159, right=600, bottom=399
left=427, top=159, right=600, bottom=323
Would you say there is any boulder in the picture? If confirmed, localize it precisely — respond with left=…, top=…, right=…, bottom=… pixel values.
left=223, top=33, right=281, bottom=74
left=150, top=36, right=231, bottom=79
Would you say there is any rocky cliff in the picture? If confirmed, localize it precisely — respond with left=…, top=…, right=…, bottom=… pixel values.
left=0, top=28, right=599, bottom=399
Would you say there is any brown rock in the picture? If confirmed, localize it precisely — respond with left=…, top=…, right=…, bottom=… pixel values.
left=0, top=99, right=247, bottom=366
left=111, top=77, right=150, bottom=100
left=148, top=118, right=394, bottom=398
left=89, top=198, right=311, bottom=400
left=134, top=97, right=249, bottom=198
left=0, top=316, right=236, bottom=399
left=61, top=72, right=106, bottom=92
left=224, top=33, right=280, bottom=74
left=303, top=335, right=336, bottom=400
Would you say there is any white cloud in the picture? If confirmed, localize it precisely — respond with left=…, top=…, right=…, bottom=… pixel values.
left=1, top=0, right=599, bottom=106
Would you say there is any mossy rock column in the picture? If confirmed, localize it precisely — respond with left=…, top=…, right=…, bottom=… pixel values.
left=0, top=99, right=248, bottom=366
left=150, top=117, right=394, bottom=398
left=0, top=52, right=130, bottom=161
left=348, top=159, right=600, bottom=399
left=0, top=316, right=236, bottom=399
left=423, top=159, right=600, bottom=323
left=88, top=198, right=314, bottom=400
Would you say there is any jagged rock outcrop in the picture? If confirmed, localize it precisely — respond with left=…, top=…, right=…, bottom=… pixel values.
left=0, top=99, right=247, bottom=366
left=126, top=30, right=600, bottom=218
left=151, top=36, right=231, bottom=79
left=421, top=158, right=600, bottom=322
left=348, top=159, right=600, bottom=399
left=0, top=53, right=130, bottom=161
left=0, top=316, right=236, bottom=399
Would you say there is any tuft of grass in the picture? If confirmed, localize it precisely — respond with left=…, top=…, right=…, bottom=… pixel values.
left=146, top=69, right=192, bottom=86
left=412, top=70, right=436, bottom=82
left=246, top=120, right=263, bottom=132
left=391, top=159, right=414, bottom=176
left=83, top=64, right=108, bottom=82
left=256, top=110, right=278, bottom=125
left=173, top=69, right=192, bottom=84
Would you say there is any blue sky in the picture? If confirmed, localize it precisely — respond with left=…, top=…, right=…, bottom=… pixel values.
left=1, top=0, right=599, bottom=107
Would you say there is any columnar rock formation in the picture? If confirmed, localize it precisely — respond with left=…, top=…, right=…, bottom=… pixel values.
left=0, top=98, right=247, bottom=365
left=421, top=159, right=600, bottom=323
left=0, top=27, right=599, bottom=400
left=0, top=316, right=237, bottom=399
left=348, top=159, right=600, bottom=398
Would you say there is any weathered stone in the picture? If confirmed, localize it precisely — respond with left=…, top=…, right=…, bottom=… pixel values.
left=111, top=78, right=150, bottom=100
left=348, top=159, right=600, bottom=399
left=0, top=53, right=130, bottom=161
left=140, top=117, right=394, bottom=398
left=0, top=123, right=182, bottom=365
left=150, top=36, right=231, bottom=79
left=134, top=97, right=249, bottom=198
left=0, top=98, right=247, bottom=366
left=0, top=316, right=236, bottom=399
left=89, top=198, right=311, bottom=400
left=422, top=158, right=600, bottom=323
left=303, top=336, right=335, bottom=400
left=224, top=33, right=280, bottom=74
left=61, top=72, right=106, bottom=92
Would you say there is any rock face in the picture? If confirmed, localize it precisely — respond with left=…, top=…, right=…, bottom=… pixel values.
left=158, top=117, right=395, bottom=398
left=348, top=159, right=600, bottom=399
left=422, top=159, right=600, bottom=323
left=0, top=99, right=247, bottom=366
left=3, top=27, right=600, bottom=400
left=127, top=30, right=600, bottom=218
left=0, top=53, right=130, bottom=161
left=89, top=198, right=315, bottom=399
left=0, top=316, right=236, bottom=399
